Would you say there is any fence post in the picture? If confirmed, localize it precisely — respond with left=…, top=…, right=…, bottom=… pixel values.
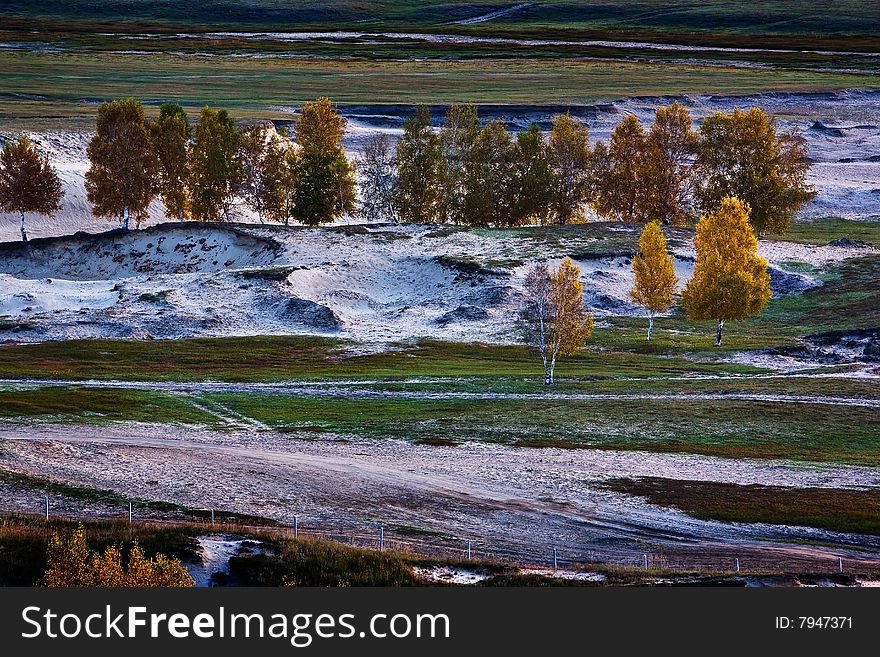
left=839, top=557, right=843, bottom=573
left=293, top=514, right=298, bottom=539
left=735, top=558, right=740, bottom=573
left=129, top=501, right=133, bottom=524
left=553, top=547, right=558, bottom=569
left=643, top=554, right=649, bottom=570
left=467, top=539, right=471, bottom=560
left=379, top=526, right=384, bottom=551
left=211, top=509, right=215, bottom=525
left=45, top=495, right=49, bottom=520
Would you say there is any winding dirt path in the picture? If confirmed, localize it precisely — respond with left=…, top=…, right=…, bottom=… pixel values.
left=2, top=422, right=879, bottom=571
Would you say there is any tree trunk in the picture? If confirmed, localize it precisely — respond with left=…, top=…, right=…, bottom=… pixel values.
left=647, top=315, right=654, bottom=341
left=715, top=319, right=724, bottom=347
left=122, top=206, right=129, bottom=230
left=546, top=353, right=557, bottom=385
left=19, top=210, right=27, bottom=242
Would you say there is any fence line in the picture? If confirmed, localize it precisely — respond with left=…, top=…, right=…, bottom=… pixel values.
left=3, top=497, right=874, bottom=576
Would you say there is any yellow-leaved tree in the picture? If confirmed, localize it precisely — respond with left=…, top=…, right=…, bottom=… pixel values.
left=520, top=257, right=594, bottom=384
left=41, top=524, right=194, bottom=588
left=630, top=222, right=678, bottom=340
left=681, top=197, right=772, bottom=346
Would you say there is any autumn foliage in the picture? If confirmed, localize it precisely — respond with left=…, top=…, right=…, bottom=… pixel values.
left=697, top=107, right=815, bottom=235
left=681, top=197, right=772, bottom=346
left=41, top=524, right=194, bottom=588
left=630, top=222, right=679, bottom=340
left=0, top=136, right=64, bottom=241
left=520, top=258, right=594, bottom=384
left=85, top=98, right=157, bottom=229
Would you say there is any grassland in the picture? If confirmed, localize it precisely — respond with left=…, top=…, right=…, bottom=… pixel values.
left=1, top=1, right=878, bottom=126
left=4, top=1, right=879, bottom=49
left=604, top=477, right=880, bottom=536
left=0, top=387, right=217, bottom=424
left=1, top=379, right=878, bottom=465
left=2, top=50, right=874, bottom=127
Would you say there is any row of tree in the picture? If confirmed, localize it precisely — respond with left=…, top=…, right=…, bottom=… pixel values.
left=0, top=97, right=813, bottom=240
left=521, top=196, right=771, bottom=382
left=385, top=102, right=814, bottom=234
left=86, top=97, right=355, bottom=228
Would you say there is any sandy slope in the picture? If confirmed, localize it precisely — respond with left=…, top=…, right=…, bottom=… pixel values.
left=0, top=221, right=863, bottom=344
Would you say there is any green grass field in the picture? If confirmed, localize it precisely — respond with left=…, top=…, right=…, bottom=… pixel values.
left=1, top=1, right=878, bottom=126
left=1, top=50, right=874, bottom=128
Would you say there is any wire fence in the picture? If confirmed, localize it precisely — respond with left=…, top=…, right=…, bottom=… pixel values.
left=3, top=495, right=878, bottom=577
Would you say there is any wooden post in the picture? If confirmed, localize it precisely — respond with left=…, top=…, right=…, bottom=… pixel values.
left=129, top=501, right=133, bottom=524
left=379, top=526, right=384, bottom=551
left=553, top=547, right=558, bottom=569
left=45, top=495, right=49, bottom=520
left=467, top=539, right=472, bottom=560
left=293, top=514, right=298, bottom=539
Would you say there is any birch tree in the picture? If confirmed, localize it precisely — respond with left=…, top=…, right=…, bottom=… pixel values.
left=643, top=102, right=699, bottom=227
left=462, top=119, right=517, bottom=227
left=548, top=115, right=592, bottom=224
left=0, top=136, right=63, bottom=242
left=681, top=197, right=772, bottom=346
left=395, top=105, right=443, bottom=224
left=520, top=258, right=594, bottom=384
left=151, top=103, right=191, bottom=221
left=697, top=107, right=815, bottom=235
left=85, top=98, right=156, bottom=229
left=591, top=114, right=650, bottom=223
left=188, top=107, right=241, bottom=222
left=238, top=123, right=290, bottom=224
left=356, top=132, right=397, bottom=223
left=629, top=221, right=678, bottom=340
left=290, top=98, right=355, bottom=226
left=439, top=103, right=479, bottom=224
left=511, top=124, right=554, bottom=225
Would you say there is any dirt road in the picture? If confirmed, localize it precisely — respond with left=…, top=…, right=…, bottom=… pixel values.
left=2, top=422, right=879, bottom=571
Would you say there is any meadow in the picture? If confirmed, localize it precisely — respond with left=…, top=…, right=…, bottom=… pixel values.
left=1, top=1, right=878, bottom=127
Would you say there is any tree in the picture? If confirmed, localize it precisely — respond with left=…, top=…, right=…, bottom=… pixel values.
left=356, top=132, right=397, bottom=223
left=462, top=119, right=517, bottom=227
left=188, top=107, right=242, bottom=222
left=395, top=105, right=443, bottom=223
left=41, top=524, right=194, bottom=588
left=289, top=98, right=355, bottom=226
left=696, top=107, right=815, bottom=235
left=85, top=98, right=156, bottom=229
left=681, top=197, right=772, bottom=346
left=630, top=221, right=678, bottom=340
left=591, top=114, right=650, bottom=223
left=238, top=122, right=289, bottom=223
left=151, top=103, right=191, bottom=221
left=439, top=103, right=480, bottom=224
left=511, top=124, right=554, bottom=225
left=547, top=115, right=592, bottom=224
left=643, top=102, right=699, bottom=226
left=0, top=136, right=63, bottom=241
left=520, top=258, right=594, bottom=384
left=279, top=144, right=299, bottom=225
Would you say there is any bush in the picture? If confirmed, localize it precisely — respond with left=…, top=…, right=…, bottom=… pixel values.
left=42, top=524, right=194, bottom=587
